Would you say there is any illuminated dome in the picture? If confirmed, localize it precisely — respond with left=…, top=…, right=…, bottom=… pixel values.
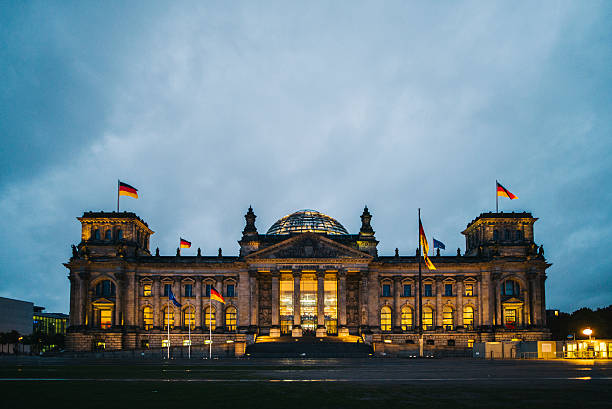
left=267, top=209, right=349, bottom=235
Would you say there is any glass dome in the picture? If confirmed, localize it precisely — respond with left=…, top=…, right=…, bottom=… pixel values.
left=267, top=209, right=349, bottom=235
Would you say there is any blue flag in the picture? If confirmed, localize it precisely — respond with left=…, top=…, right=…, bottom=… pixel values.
left=168, top=289, right=182, bottom=308
left=433, top=238, right=445, bottom=250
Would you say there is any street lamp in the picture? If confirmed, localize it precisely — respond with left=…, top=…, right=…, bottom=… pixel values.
left=582, top=328, right=593, bottom=341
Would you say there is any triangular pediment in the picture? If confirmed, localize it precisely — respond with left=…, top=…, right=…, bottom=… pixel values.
left=245, top=233, right=372, bottom=260
left=502, top=297, right=523, bottom=305
left=92, top=297, right=114, bottom=306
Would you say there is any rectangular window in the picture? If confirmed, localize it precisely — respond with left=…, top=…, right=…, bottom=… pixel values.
left=424, top=284, right=433, bottom=297
left=100, top=309, right=112, bottom=329
left=143, top=284, right=152, bottom=297
left=467, top=339, right=474, bottom=348
left=464, top=284, right=474, bottom=297
left=226, top=284, right=235, bottom=297
left=204, top=284, right=211, bottom=297
left=382, top=284, right=391, bottom=297
left=184, top=284, right=193, bottom=297
left=402, top=284, right=411, bottom=297
left=280, top=275, right=294, bottom=335
left=163, top=284, right=171, bottom=297
left=444, top=284, right=453, bottom=297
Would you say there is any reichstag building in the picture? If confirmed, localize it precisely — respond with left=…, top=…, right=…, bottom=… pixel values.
left=65, top=207, right=550, bottom=353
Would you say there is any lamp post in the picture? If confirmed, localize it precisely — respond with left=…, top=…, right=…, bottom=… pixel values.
left=582, top=328, right=593, bottom=341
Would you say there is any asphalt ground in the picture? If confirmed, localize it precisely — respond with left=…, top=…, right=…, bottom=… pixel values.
left=0, top=357, right=610, bottom=408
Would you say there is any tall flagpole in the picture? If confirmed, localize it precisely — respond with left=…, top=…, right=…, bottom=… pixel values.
left=209, top=291, right=212, bottom=359
left=188, top=303, right=191, bottom=359
left=117, top=180, right=120, bottom=212
left=496, top=180, right=499, bottom=213
left=418, top=208, right=423, bottom=358
left=167, top=298, right=170, bottom=359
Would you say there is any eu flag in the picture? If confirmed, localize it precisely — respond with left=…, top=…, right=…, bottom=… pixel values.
left=169, top=289, right=182, bottom=308
left=433, top=238, right=445, bottom=250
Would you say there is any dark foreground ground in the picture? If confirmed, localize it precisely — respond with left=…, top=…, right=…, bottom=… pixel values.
left=0, top=356, right=610, bottom=409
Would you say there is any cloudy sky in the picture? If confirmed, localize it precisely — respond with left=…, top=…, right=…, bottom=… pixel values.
left=1, top=1, right=611, bottom=314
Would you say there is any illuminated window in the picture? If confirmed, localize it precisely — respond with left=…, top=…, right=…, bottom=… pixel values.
left=227, top=284, right=235, bottom=297
left=279, top=275, right=294, bottom=335
left=105, top=229, right=112, bottom=240
left=95, top=280, right=116, bottom=297
left=225, top=306, right=237, bottom=332
left=184, top=284, right=193, bottom=297
left=424, top=284, right=433, bottom=297
left=503, top=280, right=520, bottom=296
left=443, top=306, right=454, bottom=330
left=401, top=306, right=413, bottom=330
left=382, top=283, right=391, bottom=297
left=324, top=277, right=337, bottom=335
left=422, top=306, right=434, bottom=330
left=504, top=308, right=517, bottom=328
left=204, top=306, right=216, bottom=331
left=100, top=309, right=112, bottom=329
left=94, top=229, right=101, bottom=240
left=380, top=306, right=392, bottom=331
left=163, top=284, right=171, bottom=297
left=463, top=306, right=474, bottom=330
left=464, top=284, right=474, bottom=297
left=143, top=284, right=152, bottom=297
left=163, top=307, right=174, bottom=330
left=467, top=339, right=474, bottom=348
left=300, top=274, right=317, bottom=333
left=183, top=307, right=195, bottom=330
left=444, top=284, right=453, bottom=296
left=402, top=284, right=411, bottom=297
left=143, top=306, right=153, bottom=330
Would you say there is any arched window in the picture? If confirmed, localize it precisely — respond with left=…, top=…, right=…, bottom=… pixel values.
left=117, top=229, right=123, bottom=240
left=463, top=306, right=474, bottom=330
left=183, top=306, right=195, bottom=330
left=226, top=306, right=237, bottom=332
left=493, top=230, right=499, bottom=241
left=143, top=306, right=153, bottom=330
left=105, top=229, right=112, bottom=240
left=443, top=306, right=454, bottom=331
left=400, top=306, right=413, bottom=330
left=94, top=229, right=101, bottom=240
left=163, top=307, right=174, bottom=330
left=380, top=306, right=392, bottom=331
left=204, top=306, right=216, bottom=331
left=95, top=280, right=116, bottom=297
left=422, top=306, right=434, bottom=330
left=503, top=280, right=520, bottom=296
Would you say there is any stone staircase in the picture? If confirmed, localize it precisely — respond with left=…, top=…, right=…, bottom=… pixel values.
left=246, top=335, right=373, bottom=358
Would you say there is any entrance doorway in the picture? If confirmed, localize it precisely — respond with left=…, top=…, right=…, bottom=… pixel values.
left=300, top=274, right=317, bottom=335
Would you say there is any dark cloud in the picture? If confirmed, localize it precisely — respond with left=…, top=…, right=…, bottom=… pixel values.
left=1, top=1, right=610, bottom=313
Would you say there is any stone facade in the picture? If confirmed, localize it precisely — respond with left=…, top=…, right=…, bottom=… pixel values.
left=65, top=208, right=550, bottom=353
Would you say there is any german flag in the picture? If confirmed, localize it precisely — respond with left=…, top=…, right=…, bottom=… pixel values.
left=210, top=286, right=225, bottom=303
left=118, top=181, right=138, bottom=199
left=419, top=219, right=436, bottom=270
left=496, top=182, right=518, bottom=200
left=180, top=238, right=191, bottom=248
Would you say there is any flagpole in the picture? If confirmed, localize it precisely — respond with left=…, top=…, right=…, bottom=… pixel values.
left=496, top=180, right=499, bottom=213
left=209, top=292, right=212, bottom=359
left=188, top=303, right=191, bottom=359
left=167, top=298, right=170, bottom=360
left=418, top=208, right=423, bottom=358
left=117, top=180, right=120, bottom=212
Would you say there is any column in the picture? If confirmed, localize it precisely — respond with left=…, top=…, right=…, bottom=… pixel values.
left=153, top=277, right=161, bottom=328
left=249, top=271, right=258, bottom=330
left=456, top=277, right=464, bottom=328
left=124, top=272, right=136, bottom=327
left=316, top=270, right=325, bottom=337
left=435, top=276, right=443, bottom=328
left=215, top=275, right=224, bottom=331
left=495, top=279, right=502, bottom=326
left=338, top=270, right=347, bottom=329
left=393, top=276, right=401, bottom=331
left=69, top=273, right=81, bottom=326
left=292, top=271, right=301, bottom=327
left=359, top=271, right=369, bottom=329
left=195, top=279, right=202, bottom=330
left=480, top=271, right=491, bottom=326
left=115, top=275, right=122, bottom=327
left=270, top=271, right=280, bottom=337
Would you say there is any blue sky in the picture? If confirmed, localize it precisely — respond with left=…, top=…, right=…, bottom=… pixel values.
left=1, top=1, right=611, bottom=313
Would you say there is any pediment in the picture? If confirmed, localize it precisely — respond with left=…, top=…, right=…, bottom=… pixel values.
left=502, top=297, right=523, bottom=305
left=92, top=297, right=114, bottom=306
left=245, top=233, right=372, bottom=260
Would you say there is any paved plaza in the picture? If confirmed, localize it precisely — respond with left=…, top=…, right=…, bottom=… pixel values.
left=0, top=357, right=610, bottom=408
